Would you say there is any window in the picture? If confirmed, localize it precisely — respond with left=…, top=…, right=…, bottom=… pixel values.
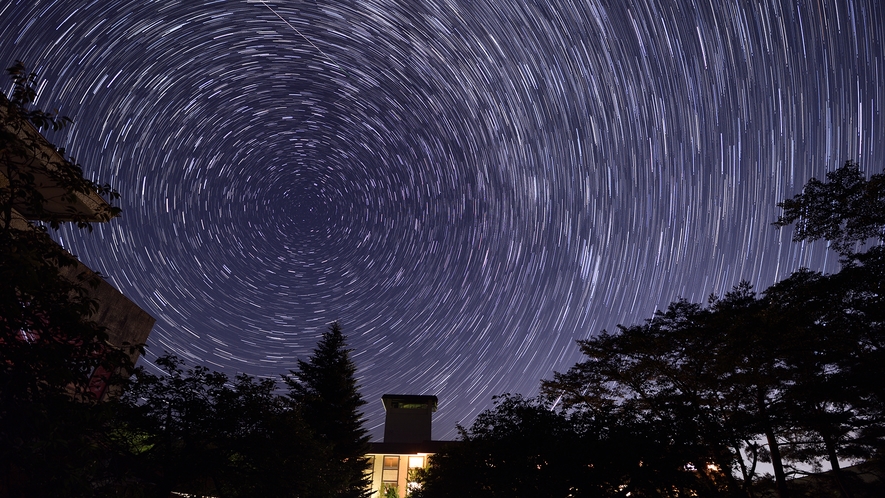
left=406, top=458, right=425, bottom=496
left=382, top=455, right=399, bottom=484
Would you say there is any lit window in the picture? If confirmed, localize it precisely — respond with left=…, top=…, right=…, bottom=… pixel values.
left=382, top=455, right=399, bottom=483
left=408, top=456, right=424, bottom=468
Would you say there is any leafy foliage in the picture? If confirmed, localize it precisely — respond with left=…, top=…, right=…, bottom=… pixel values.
left=0, top=61, right=132, bottom=497
left=774, top=160, right=885, bottom=256
left=1, top=60, right=129, bottom=395
left=412, top=394, right=734, bottom=498
left=1, top=61, right=120, bottom=230
left=540, top=268, right=885, bottom=497
left=114, top=354, right=333, bottom=497
left=105, top=324, right=373, bottom=497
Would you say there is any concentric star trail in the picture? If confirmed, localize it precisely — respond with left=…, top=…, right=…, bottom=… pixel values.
left=1, top=0, right=881, bottom=439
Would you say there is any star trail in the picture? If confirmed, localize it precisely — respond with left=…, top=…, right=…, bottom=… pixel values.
left=1, top=0, right=882, bottom=439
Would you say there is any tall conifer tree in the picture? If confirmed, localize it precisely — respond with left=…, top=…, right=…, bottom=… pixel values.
left=286, top=322, right=371, bottom=497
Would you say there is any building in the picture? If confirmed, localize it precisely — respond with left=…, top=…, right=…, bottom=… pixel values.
left=367, top=395, right=455, bottom=497
left=1, top=92, right=154, bottom=398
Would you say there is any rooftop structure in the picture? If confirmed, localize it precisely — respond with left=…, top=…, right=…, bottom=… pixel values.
left=381, top=394, right=438, bottom=444
left=368, top=394, right=452, bottom=497
left=0, top=94, right=116, bottom=226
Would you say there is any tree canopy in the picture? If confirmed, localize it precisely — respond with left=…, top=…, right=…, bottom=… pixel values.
left=774, top=160, right=885, bottom=256
left=416, top=162, right=885, bottom=498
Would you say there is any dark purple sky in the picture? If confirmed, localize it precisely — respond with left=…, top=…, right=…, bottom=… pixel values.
left=2, top=0, right=882, bottom=440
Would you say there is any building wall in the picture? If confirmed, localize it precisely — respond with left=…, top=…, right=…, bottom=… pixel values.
left=383, top=407, right=433, bottom=444
left=367, top=452, right=428, bottom=497
left=369, top=395, right=445, bottom=496
left=57, top=262, right=155, bottom=366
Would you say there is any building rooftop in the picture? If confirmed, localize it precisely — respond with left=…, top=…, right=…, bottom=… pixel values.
left=1, top=93, right=115, bottom=223
left=381, top=394, right=438, bottom=412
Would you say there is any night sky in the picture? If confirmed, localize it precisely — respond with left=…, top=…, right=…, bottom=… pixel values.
left=2, top=0, right=882, bottom=440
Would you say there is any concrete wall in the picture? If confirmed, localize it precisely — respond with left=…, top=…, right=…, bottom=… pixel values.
left=57, top=261, right=154, bottom=365
left=381, top=395, right=438, bottom=444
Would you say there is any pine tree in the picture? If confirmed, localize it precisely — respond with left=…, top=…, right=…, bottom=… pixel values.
left=286, top=322, right=371, bottom=497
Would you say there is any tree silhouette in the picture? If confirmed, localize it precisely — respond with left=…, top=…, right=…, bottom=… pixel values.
left=1, top=61, right=130, bottom=497
left=117, top=354, right=332, bottom=497
left=774, top=160, right=885, bottom=257
left=286, top=322, right=372, bottom=497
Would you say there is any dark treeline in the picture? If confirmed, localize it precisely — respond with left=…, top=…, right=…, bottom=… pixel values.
left=412, top=162, right=885, bottom=498
left=110, top=322, right=370, bottom=498
left=2, top=320, right=371, bottom=498
left=2, top=316, right=370, bottom=498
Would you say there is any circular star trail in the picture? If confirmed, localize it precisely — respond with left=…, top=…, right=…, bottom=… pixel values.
left=2, top=1, right=882, bottom=439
